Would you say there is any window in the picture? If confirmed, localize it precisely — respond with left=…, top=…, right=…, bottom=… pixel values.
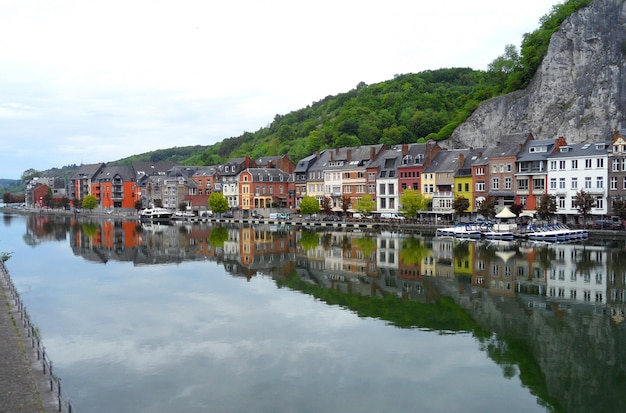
left=585, top=159, right=592, bottom=168
left=388, top=183, right=395, bottom=195
left=597, top=176, right=603, bottom=189
left=559, top=160, right=565, bottom=170
left=532, top=178, right=545, bottom=190
left=550, top=161, right=557, bottom=170
left=597, top=158, right=604, bottom=168
left=492, top=177, right=500, bottom=190
left=507, top=163, right=513, bottom=172
left=465, top=183, right=469, bottom=192
left=572, top=159, right=578, bottom=169
left=558, top=196, right=565, bottom=209
left=613, top=158, right=620, bottom=171
left=585, top=177, right=592, bottom=189
left=476, top=167, right=485, bottom=175
left=596, top=196, right=603, bottom=209
left=517, top=179, right=529, bottom=190
left=520, top=196, right=526, bottom=207
left=458, top=183, right=462, bottom=192
left=476, top=182, right=485, bottom=191
left=572, top=177, right=578, bottom=189
left=379, top=183, right=386, bottom=195
left=505, top=177, right=512, bottom=190
left=550, top=178, right=557, bottom=189
left=559, top=178, right=566, bottom=189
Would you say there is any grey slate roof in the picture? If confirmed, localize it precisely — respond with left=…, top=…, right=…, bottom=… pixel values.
left=96, top=165, right=136, bottom=182
left=549, top=141, right=609, bottom=158
left=424, top=149, right=469, bottom=173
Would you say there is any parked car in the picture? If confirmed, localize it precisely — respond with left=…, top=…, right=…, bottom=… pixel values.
left=323, top=215, right=341, bottom=221
left=200, top=210, right=213, bottom=217
left=222, top=212, right=234, bottom=218
left=250, top=210, right=263, bottom=219
left=305, top=214, right=320, bottom=221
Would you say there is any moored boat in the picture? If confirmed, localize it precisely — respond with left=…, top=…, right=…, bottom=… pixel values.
left=139, top=207, right=174, bottom=222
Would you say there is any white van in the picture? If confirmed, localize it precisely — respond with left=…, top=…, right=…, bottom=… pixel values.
left=269, top=212, right=287, bottom=220
left=380, top=213, right=405, bottom=220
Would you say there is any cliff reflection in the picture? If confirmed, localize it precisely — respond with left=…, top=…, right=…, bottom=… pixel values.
left=21, top=215, right=626, bottom=413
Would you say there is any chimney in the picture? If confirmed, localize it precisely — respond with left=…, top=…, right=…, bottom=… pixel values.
left=401, top=144, right=408, bottom=156
left=370, top=146, right=376, bottom=160
left=458, top=153, right=465, bottom=165
left=315, top=151, right=320, bottom=160
left=335, top=148, right=339, bottom=155
left=347, top=149, right=352, bottom=162
left=330, top=150, right=334, bottom=161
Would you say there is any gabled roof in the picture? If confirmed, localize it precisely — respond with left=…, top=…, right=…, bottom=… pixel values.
left=96, top=165, right=135, bottom=182
left=70, top=163, right=106, bottom=180
left=309, top=144, right=384, bottom=171
left=243, top=167, right=291, bottom=182
left=132, top=161, right=178, bottom=177
left=517, top=138, right=562, bottom=162
left=549, top=142, right=609, bottom=158
left=424, top=149, right=469, bottom=173
left=295, top=152, right=323, bottom=173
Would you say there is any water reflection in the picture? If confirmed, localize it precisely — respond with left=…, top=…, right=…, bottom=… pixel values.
left=12, top=214, right=626, bottom=412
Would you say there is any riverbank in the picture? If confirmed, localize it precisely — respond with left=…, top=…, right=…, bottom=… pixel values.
left=0, top=259, right=70, bottom=413
left=3, top=205, right=626, bottom=241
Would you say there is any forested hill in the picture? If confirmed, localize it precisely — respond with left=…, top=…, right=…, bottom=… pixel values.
left=108, top=0, right=593, bottom=168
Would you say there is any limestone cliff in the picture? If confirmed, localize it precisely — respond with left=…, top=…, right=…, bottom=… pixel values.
left=448, top=0, right=626, bottom=148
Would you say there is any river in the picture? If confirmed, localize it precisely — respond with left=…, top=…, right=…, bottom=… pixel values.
left=1, top=211, right=625, bottom=413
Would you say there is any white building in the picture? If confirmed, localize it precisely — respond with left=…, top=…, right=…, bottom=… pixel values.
left=547, top=142, right=609, bottom=221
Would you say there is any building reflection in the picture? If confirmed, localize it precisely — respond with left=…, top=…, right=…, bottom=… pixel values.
left=18, top=215, right=626, bottom=412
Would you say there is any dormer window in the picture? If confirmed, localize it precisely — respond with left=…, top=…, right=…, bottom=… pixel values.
left=225, top=166, right=230, bottom=172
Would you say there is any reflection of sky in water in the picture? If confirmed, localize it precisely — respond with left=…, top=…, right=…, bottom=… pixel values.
left=1, top=217, right=544, bottom=413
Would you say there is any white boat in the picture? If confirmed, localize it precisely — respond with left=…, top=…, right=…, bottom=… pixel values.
left=483, top=231, right=515, bottom=241
left=436, top=224, right=482, bottom=239
left=139, top=207, right=174, bottom=222
left=526, top=224, right=588, bottom=242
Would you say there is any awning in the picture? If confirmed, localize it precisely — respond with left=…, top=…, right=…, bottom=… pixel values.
left=520, top=210, right=536, bottom=217
left=495, top=206, right=516, bottom=219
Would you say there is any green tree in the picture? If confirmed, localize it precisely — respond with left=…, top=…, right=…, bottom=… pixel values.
left=209, top=192, right=229, bottom=215
left=354, top=195, right=376, bottom=216
left=82, top=194, right=98, bottom=211
left=574, top=190, right=596, bottom=225
left=537, top=193, right=557, bottom=221
left=452, top=196, right=470, bottom=221
left=3, top=192, right=13, bottom=204
left=399, top=189, right=427, bottom=220
left=509, top=203, right=524, bottom=219
left=299, top=195, right=320, bottom=217
left=20, top=168, right=40, bottom=183
left=477, top=196, right=497, bottom=220
left=178, top=201, right=187, bottom=211
left=341, top=195, right=351, bottom=215
left=612, top=199, right=626, bottom=220
left=321, top=197, right=332, bottom=215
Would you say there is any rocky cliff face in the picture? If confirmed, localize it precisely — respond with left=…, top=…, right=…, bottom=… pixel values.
left=448, top=0, right=626, bottom=148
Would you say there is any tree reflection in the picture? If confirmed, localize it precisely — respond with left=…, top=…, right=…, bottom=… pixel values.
left=299, top=230, right=320, bottom=251
left=399, top=236, right=428, bottom=265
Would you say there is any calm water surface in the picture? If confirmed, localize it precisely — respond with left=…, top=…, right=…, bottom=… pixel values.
left=1, top=212, right=625, bottom=413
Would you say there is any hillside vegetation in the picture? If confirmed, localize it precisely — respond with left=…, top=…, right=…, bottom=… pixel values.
left=112, top=0, right=591, bottom=169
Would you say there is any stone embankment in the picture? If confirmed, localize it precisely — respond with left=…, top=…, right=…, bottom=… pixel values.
left=0, top=259, right=73, bottom=413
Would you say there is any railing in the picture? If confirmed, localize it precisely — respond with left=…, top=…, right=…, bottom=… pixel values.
left=0, top=260, right=76, bottom=413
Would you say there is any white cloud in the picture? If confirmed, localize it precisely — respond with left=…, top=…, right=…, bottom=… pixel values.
left=0, top=0, right=557, bottom=177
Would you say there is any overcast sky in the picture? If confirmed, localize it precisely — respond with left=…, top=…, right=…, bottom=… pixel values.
left=0, top=0, right=559, bottom=179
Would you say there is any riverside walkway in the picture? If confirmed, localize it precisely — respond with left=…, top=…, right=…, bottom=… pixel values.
left=0, top=259, right=70, bottom=413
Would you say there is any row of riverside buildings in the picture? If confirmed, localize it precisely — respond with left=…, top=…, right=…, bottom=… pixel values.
left=23, top=130, right=626, bottom=223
